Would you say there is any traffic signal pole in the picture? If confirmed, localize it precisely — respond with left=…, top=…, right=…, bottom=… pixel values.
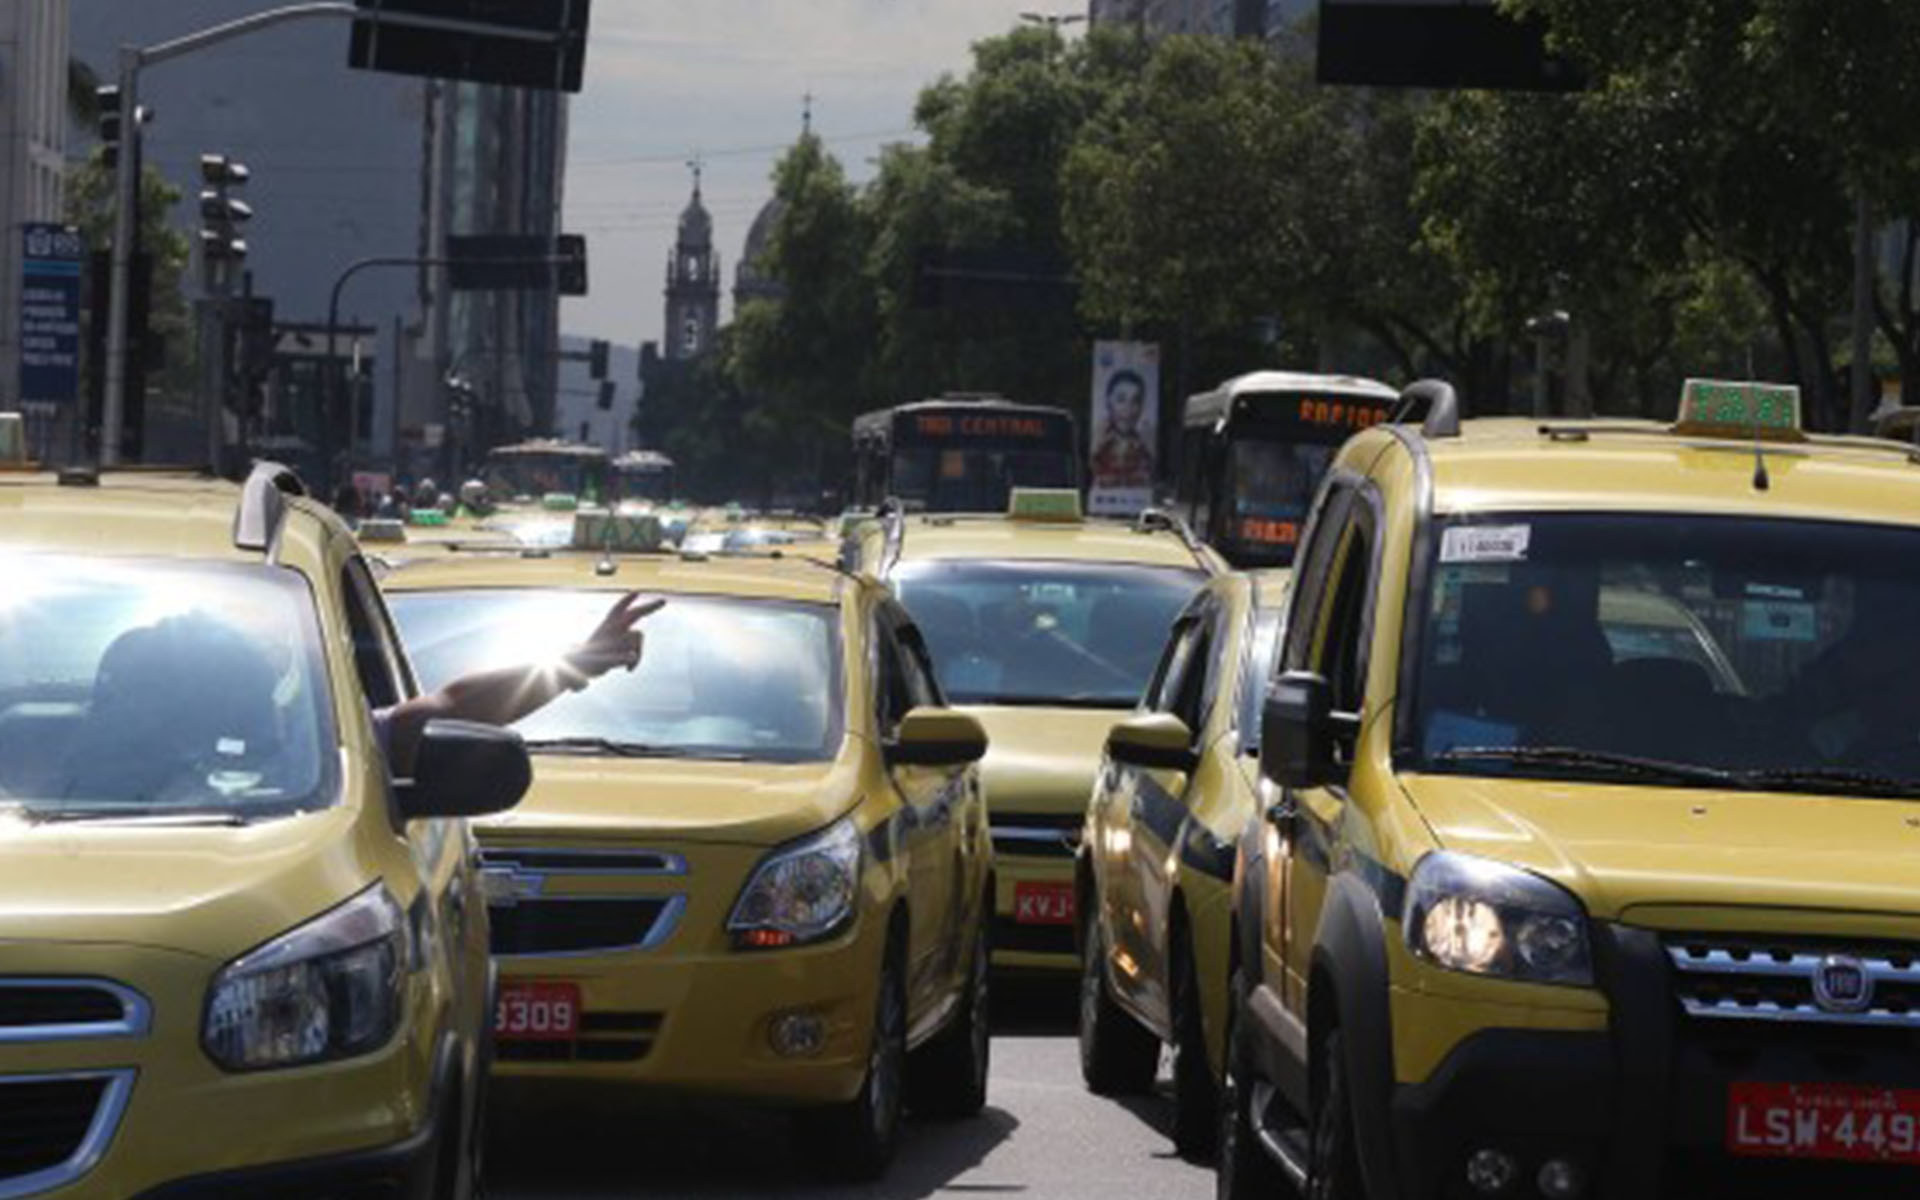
left=101, top=4, right=360, bottom=465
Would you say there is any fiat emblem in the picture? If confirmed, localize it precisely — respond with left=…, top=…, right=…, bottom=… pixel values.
left=1811, top=955, right=1873, bottom=1014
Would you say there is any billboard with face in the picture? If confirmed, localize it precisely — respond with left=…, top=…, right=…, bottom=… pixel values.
left=1089, top=341, right=1161, bottom=517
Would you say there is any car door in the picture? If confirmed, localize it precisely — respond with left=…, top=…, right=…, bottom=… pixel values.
left=872, top=605, right=963, bottom=1024
left=1273, top=481, right=1377, bottom=1022
left=1111, top=605, right=1217, bottom=1030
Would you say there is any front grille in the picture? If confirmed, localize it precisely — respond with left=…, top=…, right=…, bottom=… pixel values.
left=497, top=1011, right=663, bottom=1064
left=994, top=916, right=1077, bottom=958
left=490, top=898, right=675, bottom=956
left=0, top=1073, right=125, bottom=1189
left=1667, top=936, right=1920, bottom=1029
left=0, top=983, right=129, bottom=1032
left=478, top=847, right=685, bottom=876
left=990, top=815, right=1082, bottom=860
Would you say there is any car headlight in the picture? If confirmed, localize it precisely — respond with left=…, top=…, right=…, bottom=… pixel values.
left=204, top=885, right=407, bottom=1070
left=728, top=818, right=862, bottom=950
left=1402, top=852, right=1593, bottom=987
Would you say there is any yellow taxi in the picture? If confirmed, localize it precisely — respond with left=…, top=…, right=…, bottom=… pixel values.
left=1223, top=380, right=1920, bottom=1199
left=1078, top=569, right=1288, bottom=1157
left=380, top=524, right=994, bottom=1180
left=848, top=490, right=1222, bottom=972
left=0, top=463, right=527, bottom=1199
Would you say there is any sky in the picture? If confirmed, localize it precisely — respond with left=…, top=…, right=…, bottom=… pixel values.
left=558, top=0, right=1051, bottom=349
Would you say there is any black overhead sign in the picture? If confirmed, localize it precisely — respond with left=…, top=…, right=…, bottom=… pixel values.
left=447, top=234, right=588, bottom=296
left=1317, top=0, right=1582, bottom=92
left=349, top=0, right=592, bottom=93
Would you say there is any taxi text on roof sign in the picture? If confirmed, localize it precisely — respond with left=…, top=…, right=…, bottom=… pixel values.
left=1008, top=488, right=1083, bottom=523
left=1675, top=379, right=1806, bottom=443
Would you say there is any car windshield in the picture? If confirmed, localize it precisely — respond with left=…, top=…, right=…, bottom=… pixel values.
left=1412, top=514, right=1920, bottom=793
left=0, top=554, right=336, bottom=819
left=388, top=590, right=841, bottom=762
left=893, top=560, right=1205, bottom=707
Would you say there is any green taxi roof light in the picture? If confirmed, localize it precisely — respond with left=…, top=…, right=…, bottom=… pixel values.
left=542, top=492, right=580, bottom=512
left=408, top=509, right=449, bottom=527
left=1675, top=379, right=1805, bottom=443
left=1008, top=488, right=1083, bottom=523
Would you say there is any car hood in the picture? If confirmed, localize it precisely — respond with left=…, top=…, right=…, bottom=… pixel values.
left=476, top=753, right=858, bottom=847
left=0, top=806, right=369, bottom=960
left=965, top=706, right=1124, bottom=816
left=1400, top=773, right=1920, bottom=921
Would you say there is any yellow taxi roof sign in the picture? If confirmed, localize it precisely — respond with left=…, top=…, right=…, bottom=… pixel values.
left=572, top=508, right=664, bottom=553
left=1675, top=379, right=1806, bottom=443
left=1008, top=488, right=1084, bottom=523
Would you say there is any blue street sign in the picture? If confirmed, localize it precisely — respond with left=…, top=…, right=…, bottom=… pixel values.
left=20, top=224, right=85, bottom=410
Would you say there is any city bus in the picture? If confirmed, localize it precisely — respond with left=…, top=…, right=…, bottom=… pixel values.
left=483, top=439, right=610, bottom=505
left=611, top=448, right=677, bottom=506
left=852, top=394, right=1079, bottom=513
left=1173, top=371, right=1399, bottom=568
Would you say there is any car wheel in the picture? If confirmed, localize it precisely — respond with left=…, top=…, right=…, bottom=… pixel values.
left=1306, top=1029, right=1366, bottom=1200
left=1170, top=932, right=1220, bottom=1160
left=431, top=1068, right=483, bottom=1200
left=1217, top=972, right=1287, bottom=1200
left=799, top=941, right=907, bottom=1182
left=909, top=912, right=991, bottom=1119
left=1078, top=916, right=1159, bottom=1095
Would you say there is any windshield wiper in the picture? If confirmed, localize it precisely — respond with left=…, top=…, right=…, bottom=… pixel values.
left=28, top=808, right=256, bottom=827
left=523, top=737, right=748, bottom=761
left=1434, top=746, right=1736, bottom=788
left=1732, top=766, right=1920, bottom=799
left=960, top=694, right=1130, bottom=710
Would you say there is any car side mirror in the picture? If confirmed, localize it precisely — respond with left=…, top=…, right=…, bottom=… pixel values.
left=1107, top=713, right=1199, bottom=773
left=1259, top=671, right=1359, bottom=791
left=396, top=720, right=532, bottom=821
left=888, top=708, right=989, bottom=768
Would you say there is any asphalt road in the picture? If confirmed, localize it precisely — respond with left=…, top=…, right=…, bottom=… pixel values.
left=489, top=980, right=1215, bottom=1200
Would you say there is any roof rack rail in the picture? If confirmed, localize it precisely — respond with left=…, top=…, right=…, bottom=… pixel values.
left=1393, top=379, right=1462, bottom=440
left=234, top=461, right=307, bottom=554
left=1135, top=506, right=1209, bottom=558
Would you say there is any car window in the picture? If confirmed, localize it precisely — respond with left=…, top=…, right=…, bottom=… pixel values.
left=1144, top=617, right=1204, bottom=715
left=1413, top=513, right=1920, bottom=787
left=893, top=559, right=1204, bottom=708
left=390, top=590, right=842, bottom=763
left=1236, top=607, right=1287, bottom=754
left=874, top=616, right=937, bottom=736
left=1318, top=515, right=1378, bottom=715
left=0, top=553, right=337, bottom=818
left=341, top=558, right=410, bottom=709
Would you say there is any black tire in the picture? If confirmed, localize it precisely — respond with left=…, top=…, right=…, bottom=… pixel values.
left=1170, top=932, right=1220, bottom=1160
left=1078, top=917, right=1159, bottom=1096
left=1217, top=972, right=1287, bottom=1200
left=909, top=912, right=991, bottom=1119
left=1306, top=1030, right=1367, bottom=1200
left=799, top=941, right=908, bottom=1182
left=431, top=1067, right=483, bottom=1200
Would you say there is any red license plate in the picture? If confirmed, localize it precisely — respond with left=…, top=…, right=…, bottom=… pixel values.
left=1728, top=1082, right=1920, bottom=1163
left=1013, top=882, right=1075, bottom=926
left=494, top=982, right=581, bottom=1041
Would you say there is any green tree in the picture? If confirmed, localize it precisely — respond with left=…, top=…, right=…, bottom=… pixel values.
left=65, top=149, right=198, bottom=432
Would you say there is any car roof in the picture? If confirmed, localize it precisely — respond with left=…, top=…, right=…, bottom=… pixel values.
left=380, top=547, right=853, bottom=605
left=1384, top=417, right=1920, bottom=529
left=0, top=469, right=331, bottom=561
left=891, top=513, right=1217, bottom=572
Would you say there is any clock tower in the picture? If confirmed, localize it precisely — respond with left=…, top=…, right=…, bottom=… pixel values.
left=663, top=163, right=721, bottom=361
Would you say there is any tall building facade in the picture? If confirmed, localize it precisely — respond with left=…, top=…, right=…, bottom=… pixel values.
left=1090, top=0, right=1309, bottom=39
left=71, top=0, right=428, bottom=468
left=409, top=79, right=569, bottom=478
left=0, top=0, right=70, bottom=419
left=662, top=175, right=719, bottom=361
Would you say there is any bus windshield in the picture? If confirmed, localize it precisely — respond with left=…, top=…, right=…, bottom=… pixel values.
left=891, top=447, right=1077, bottom=513
left=485, top=450, right=607, bottom=502
left=1228, top=440, right=1337, bottom=558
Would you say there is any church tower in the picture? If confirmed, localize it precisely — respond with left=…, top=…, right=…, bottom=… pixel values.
left=664, top=163, right=721, bottom=361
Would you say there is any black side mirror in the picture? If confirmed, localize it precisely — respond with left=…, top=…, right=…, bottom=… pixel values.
left=1259, top=671, right=1359, bottom=791
left=1106, top=713, right=1199, bottom=773
left=888, top=708, right=990, bottom=768
left=396, top=720, right=532, bottom=821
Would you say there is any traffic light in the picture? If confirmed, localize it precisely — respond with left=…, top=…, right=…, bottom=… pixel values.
left=96, top=86, right=153, bottom=171
left=589, top=339, right=610, bottom=381
left=597, top=381, right=615, bottom=412
left=198, top=155, right=253, bottom=268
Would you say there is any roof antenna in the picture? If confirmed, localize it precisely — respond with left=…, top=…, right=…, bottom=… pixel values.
left=1751, top=415, right=1771, bottom=492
